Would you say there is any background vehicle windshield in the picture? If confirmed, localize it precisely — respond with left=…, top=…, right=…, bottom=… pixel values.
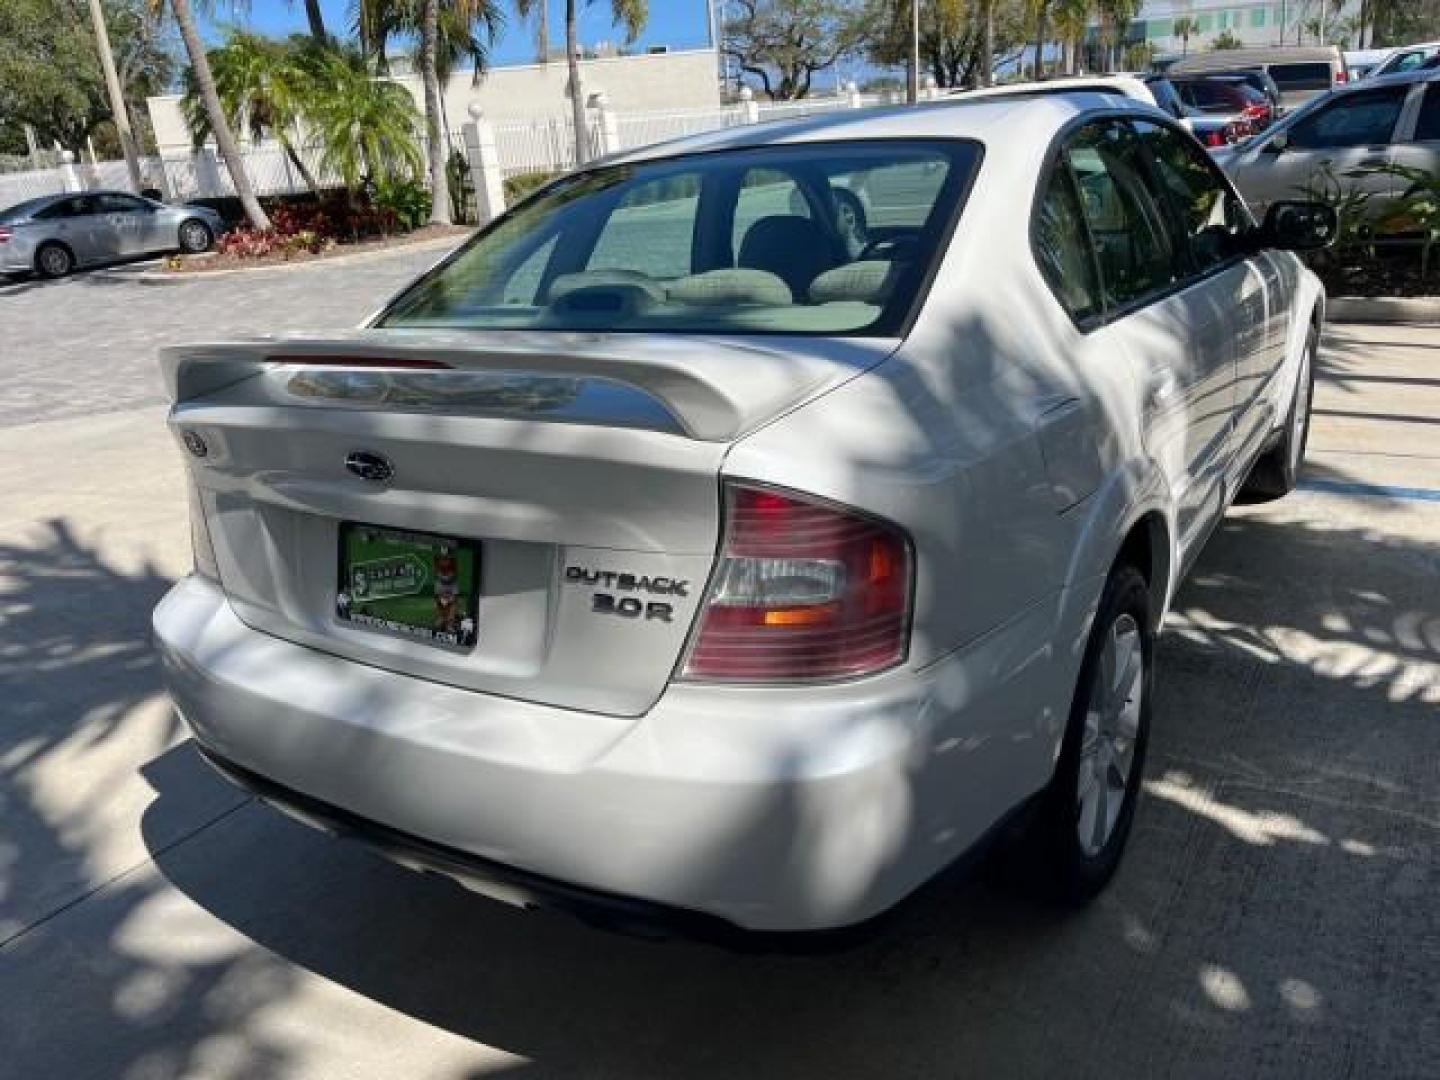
left=380, top=140, right=978, bottom=336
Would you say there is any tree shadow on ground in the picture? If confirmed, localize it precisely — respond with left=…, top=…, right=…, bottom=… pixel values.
left=0, top=519, right=299, bottom=1080
left=123, top=501, right=1440, bottom=1078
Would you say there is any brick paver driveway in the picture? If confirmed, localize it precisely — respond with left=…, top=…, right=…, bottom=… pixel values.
left=0, top=249, right=445, bottom=427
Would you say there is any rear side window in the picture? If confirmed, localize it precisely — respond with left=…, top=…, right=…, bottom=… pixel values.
left=35, top=197, right=91, bottom=220
left=1415, top=86, right=1440, bottom=143
left=1288, top=86, right=1408, bottom=149
left=1064, top=122, right=1178, bottom=309
left=1034, top=166, right=1101, bottom=323
left=1269, top=62, right=1334, bottom=91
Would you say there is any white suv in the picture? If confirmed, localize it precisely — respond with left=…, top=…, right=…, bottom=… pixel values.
left=155, top=93, right=1332, bottom=939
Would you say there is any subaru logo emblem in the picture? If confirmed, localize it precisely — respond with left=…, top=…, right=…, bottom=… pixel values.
left=345, top=450, right=394, bottom=483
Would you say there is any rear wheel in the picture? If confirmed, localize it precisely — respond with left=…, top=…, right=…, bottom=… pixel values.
left=1244, top=325, right=1316, bottom=500
left=178, top=219, right=213, bottom=254
left=35, top=242, right=74, bottom=279
left=1031, top=564, right=1153, bottom=904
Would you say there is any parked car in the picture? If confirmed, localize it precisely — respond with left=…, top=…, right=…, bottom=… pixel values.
left=0, top=190, right=221, bottom=278
left=1345, top=48, right=1392, bottom=80
left=1169, top=46, right=1349, bottom=107
left=958, top=75, right=1251, bottom=147
left=1368, top=41, right=1440, bottom=78
left=1215, top=69, right=1440, bottom=222
left=154, top=91, right=1332, bottom=939
left=1170, top=74, right=1276, bottom=131
left=1134, top=75, right=1256, bottom=145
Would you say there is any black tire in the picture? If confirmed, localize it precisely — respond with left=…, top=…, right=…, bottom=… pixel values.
left=178, top=219, right=213, bottom=254
left=35, top=242, right=74, bottom=279
left=1244, top=324, right=1317, bottom=500
left=1032, top=564, right=1153, bottom=905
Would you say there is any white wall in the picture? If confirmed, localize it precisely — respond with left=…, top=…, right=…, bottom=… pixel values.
left=147, top=48, right=721, bottom=155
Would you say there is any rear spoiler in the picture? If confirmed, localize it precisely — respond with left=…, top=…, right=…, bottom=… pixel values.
left=159, top=330, right=896, bottom=443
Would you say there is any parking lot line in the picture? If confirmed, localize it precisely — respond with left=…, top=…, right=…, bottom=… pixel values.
left=1298, top=479, right=1440, bottom=503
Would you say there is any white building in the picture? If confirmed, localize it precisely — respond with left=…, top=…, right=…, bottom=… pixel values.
left=1127, top=0, right=1364, bottom=57
left=147, top=47, right=721, bottom=157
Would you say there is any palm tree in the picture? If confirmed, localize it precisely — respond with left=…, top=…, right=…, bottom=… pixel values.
left=300, top=0, right=327, bottom=41
left=1172, top=15, right=1196, bottom=56
left=306, top=48, right=424, bottom=200
left=980, top=0, right=994, bottom=85
left=515, top=0, right=647, bottom=167
left=356, top=0, right=503, bottom=225
left=1030, top=0, right=1050, bottom=77
left=179, top=32, right=321, bottom=194
left=159, top=0, right=270, bottom=230
left=1097, top=0, right=1140, bottom=70
left=1051, top=0, right=1092, bottom=75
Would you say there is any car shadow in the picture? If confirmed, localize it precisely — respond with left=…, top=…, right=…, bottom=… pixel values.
left=118, top=492, right=1440, bottom=1077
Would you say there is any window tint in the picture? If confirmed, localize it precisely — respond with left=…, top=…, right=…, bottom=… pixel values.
left=1268, top=61, right=1334, bottom=91
left=95, top=193, right=148, bottom=213
left=381, top=141, right=977, bottom=336
left=587, top=174, right=701, bottom=280
left=1034, top=165, right=1101, bottom=322
left=1065, top=122, right=1178, bottom=308
left=1415, top=85, right=1440, bottom=143
left=35, top=196, right=92, bottom=220
left=1288, top=87, right=1407, bottom=149
left=1131, top=120, right=1247, bottom=274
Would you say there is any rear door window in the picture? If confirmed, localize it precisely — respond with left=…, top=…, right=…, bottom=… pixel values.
left=1064, top=121, right=1179, bottom=309
left=1288, top=86, right=1409, bottom=149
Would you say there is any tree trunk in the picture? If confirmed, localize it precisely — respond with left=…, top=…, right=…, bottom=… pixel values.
left=981, top=0, right=994, bottom=86
left=420, top=0, right=452, bottom=225
left=1033, top=6, right=1048, bottom=78
left=281, top=140, right=320, bottom=194
left=170, top=0, right=269, bottom=230
left=566, top=0, right=589, bottom=165
left=304, top=0, right=326, bottom=42
left=86, top=0, right=142, bottom=193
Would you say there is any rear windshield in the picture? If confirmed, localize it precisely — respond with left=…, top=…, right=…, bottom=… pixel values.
left=380, top=140, right=979, bottom=337
left=1178, top=80, right=1258, bottom=109
left=1269, top=62, right=1334, bottom=90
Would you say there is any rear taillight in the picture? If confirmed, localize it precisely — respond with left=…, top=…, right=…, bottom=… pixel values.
left=1204, top=129, right=1227, bottom=147
left=680, top=482, right=912, bottom=682
left=1335, top=71, right=1347, bottom=84
left=0, top=226, right=12, bottom=243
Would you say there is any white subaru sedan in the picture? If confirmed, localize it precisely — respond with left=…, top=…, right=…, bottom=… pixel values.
left=154, top=94, right=1333, bottom=938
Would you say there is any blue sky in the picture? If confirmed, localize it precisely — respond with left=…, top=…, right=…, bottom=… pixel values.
left=208, top=0, right=716, bottom=62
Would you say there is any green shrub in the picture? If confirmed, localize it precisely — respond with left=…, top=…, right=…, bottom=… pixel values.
left=373, top=178, right=433, bottom=231
left=504, top=170, right=561, bottom=204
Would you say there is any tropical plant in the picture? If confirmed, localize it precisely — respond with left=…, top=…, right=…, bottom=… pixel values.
left=373, top=176, right=433, bottom=229
left=1211, top=29, right=1243, bottom=50
left=156, top=0, right=270, bottom=230
left=303, top=46, right=423, bottom=198
left=865, top=0, right=1028, bottom=87
left=179, top=31, right=320, bottom=193
left=1171, top=14, right=1197, bottom=56
left=1050, top=0, right=1092, bottom=76
left=1096, top=0, right=1140, bottom=70
left=515, top=0, right=647, bottom=165
left=1374, top=163, right=1440, bottom=278
left=355, top=0, right=503, bottom=225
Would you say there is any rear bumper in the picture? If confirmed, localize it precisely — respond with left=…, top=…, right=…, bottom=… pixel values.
left=155, top=574, right=1065, bottom=932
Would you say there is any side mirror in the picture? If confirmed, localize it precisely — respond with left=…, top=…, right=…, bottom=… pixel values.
left=1259, top=200, right=1339, bottom=251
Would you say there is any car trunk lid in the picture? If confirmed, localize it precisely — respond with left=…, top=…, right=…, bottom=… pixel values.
left=164, top=330, right=895, bottom=716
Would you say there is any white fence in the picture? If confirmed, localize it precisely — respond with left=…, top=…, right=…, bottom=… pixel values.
left=0, top=90, right=909, bottom=212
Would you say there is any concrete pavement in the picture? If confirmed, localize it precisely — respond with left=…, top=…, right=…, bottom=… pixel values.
left=0, top=258, right=1436, bottom=1079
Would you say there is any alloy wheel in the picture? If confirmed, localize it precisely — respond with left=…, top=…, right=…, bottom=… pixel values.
left=1076, top=613, right=1144, bottom=856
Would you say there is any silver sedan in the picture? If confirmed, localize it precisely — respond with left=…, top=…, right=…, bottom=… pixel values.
left=0, top=190, right=223, bottom=278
